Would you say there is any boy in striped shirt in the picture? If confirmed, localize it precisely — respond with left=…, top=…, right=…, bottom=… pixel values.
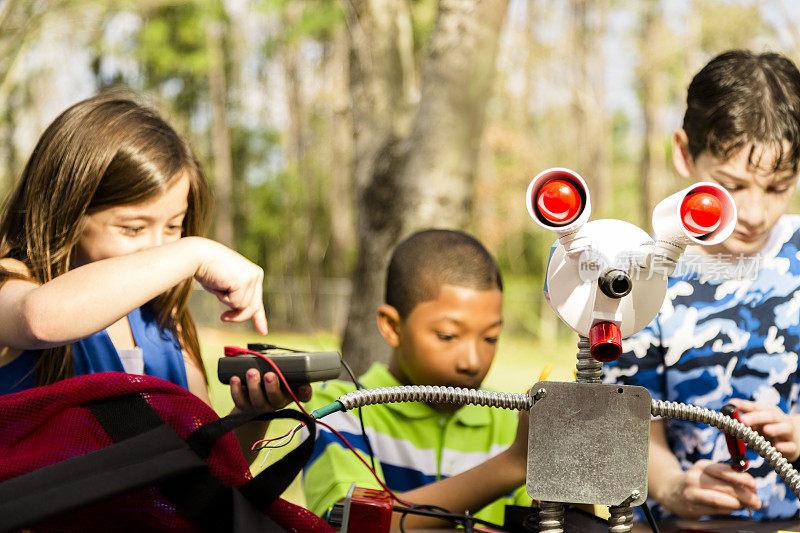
left=303, top=229, right=532, bottom=529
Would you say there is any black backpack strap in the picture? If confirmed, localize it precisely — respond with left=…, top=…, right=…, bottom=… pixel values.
left=240, top=411, right=317, bottom=506
left=89, top=393, right=287, bottom=533
left=185, top=408, right=317, bottom=509
left=0, top=404, right=207, bottom=533
left=186, top=408, right=313, bottom=458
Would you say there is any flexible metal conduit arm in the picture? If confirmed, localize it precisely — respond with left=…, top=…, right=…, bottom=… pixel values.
left=336, top=385, right=532, bottom=412
left=651, top=399, right=800, bottom=498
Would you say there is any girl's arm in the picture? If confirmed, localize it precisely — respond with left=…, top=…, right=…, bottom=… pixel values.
left=184, top=352, right=213, bottom=406
left=0, top=236, right=266, bottom=350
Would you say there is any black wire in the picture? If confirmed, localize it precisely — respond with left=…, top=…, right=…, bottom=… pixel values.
left=398, top=506, right=409, bottom=533
left=246, top=343, right=304, bottom=353
left=339, top=356, right=377, bottom=472
left=393, top=504, right=510, bottom=532
left=398, top=504, right=450, bottom=533
left=641, top=500, right=660, bottom=533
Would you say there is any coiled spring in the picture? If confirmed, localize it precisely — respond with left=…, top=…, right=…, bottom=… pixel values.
left=575, top=336, right=602, bottom=383
left=608, top=504, right=633, bottom=533
left=337, top=385, right=532, bottom=412
left=651, top=399, right=800, bottom=498
left=538, top=501, right=565, bottom=533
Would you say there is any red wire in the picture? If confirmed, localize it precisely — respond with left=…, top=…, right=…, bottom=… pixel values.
left=239, top=348, right=509, bottom=529
left=314, top=416, right=413, bottom=507
left=251, top=422, right=304, bottom=450
left=231, top=347, right=414, bottom=508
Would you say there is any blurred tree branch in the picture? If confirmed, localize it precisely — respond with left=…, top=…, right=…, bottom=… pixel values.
left=0, top=0, right=55, bottom=102
left=570, top=0, right=610, bottom=216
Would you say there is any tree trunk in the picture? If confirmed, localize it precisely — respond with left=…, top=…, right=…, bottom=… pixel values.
left=339, top=0, right=416, bottom=374
left=341, top=0, right=509, bottom=374
left=570, top=0, right=610, bottom=215
left=0, top=87, right=19, bottom=193
left=636, top=0, right=671, bottom=229
left=684, top=0, right=704, bottom=77
left=326, top=28, right=355, bottom=279
left=207, top=12, right=235, bottom=248
left=280, top=3, right=311, bottom=329
left=0, top=0, right=45, bottom=96
left=398, top=0, right=509, bottom=231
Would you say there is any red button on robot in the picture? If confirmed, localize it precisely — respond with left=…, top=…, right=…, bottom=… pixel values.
left=536, top=179, right=582, bottom=226
left=681, top=192, right=722, bottom=238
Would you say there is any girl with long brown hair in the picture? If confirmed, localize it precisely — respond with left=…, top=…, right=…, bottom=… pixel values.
left=0, top=92, right=308, bottom=433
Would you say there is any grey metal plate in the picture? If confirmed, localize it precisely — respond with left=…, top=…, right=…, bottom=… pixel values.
left=526, top=381, right=650, bottom=506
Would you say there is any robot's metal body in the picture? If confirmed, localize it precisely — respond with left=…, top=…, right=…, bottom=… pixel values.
left=524, top=168, right=736, bottom=532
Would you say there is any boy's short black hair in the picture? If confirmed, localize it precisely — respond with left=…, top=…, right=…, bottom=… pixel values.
left=683, top=49, right=800, bottom=171
left=385, top=229, right=503, bottom=319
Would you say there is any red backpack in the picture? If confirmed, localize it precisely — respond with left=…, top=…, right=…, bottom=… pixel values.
left=0, top=372, right=334, bottom=533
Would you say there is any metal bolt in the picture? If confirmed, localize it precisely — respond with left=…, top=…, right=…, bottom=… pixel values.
left=533, top=388, right=547, bottom=402
left=619, top=490, right=641, bottom=506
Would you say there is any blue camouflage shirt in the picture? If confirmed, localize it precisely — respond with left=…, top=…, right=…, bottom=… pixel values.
left=605, top=215, right=800, bottom=521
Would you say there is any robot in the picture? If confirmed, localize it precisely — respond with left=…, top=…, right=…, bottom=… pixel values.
left=523, top=167, right=736, bottom=532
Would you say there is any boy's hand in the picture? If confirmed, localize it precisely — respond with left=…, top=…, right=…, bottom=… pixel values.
left=728, top=398, right=800, bottom=461
left=508, top=403, right=530, bottom=462
left=499, top=387, right=531, bottom=487
left=229, top=370, right=312, bottom=413
left=660, top=459, right=761, bottom=519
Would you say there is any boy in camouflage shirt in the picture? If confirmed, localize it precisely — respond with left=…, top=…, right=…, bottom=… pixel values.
left=606, top=50, right=800, bottom=521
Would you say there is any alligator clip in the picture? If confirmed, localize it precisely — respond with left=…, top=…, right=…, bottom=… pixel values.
left=720, top=403, right=749, bottom=472
left=223, top=345, right=250, bottom=357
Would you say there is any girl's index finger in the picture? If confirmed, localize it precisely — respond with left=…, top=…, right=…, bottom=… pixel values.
left=253, top=305, right=268, bottom=335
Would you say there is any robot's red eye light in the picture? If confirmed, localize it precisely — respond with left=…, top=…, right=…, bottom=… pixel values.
left=680, top=192, right=722, bottom=237
left=536, top=180, right=581, bottom=225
